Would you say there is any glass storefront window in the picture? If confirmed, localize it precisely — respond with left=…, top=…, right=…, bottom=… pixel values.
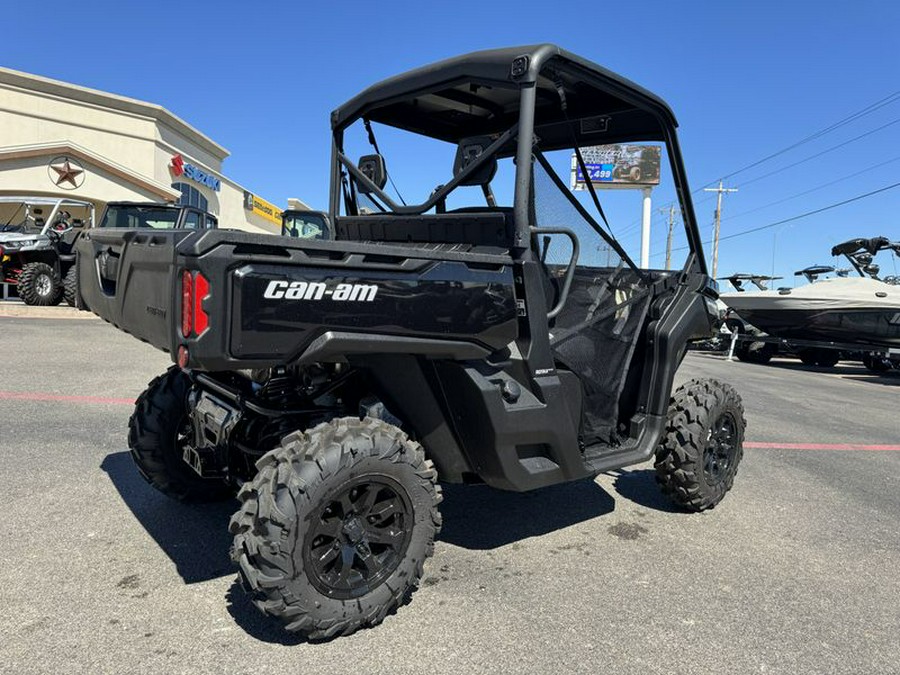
left=172, top=182, right=208, bottom=213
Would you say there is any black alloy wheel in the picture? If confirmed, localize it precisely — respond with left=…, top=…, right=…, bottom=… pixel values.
left=230, top=416, right=442, bottom=639
left=703, top=412, right=738, bottom=485
left=303, top=476, right=413, bottom=599
left=654, top=378, right=746, bottom=511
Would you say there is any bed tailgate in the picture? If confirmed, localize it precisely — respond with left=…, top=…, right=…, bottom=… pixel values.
left=75, top=229, right=191, bottom=353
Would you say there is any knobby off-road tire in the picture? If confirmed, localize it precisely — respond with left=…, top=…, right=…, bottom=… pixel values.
left=18, top=262, right=60, bottom=306
left=128, top=367, right=234, bottom=502
left=230, top=417, right=442, bottom=640
left=654, top=378, right=746, bottom=512
left=63, top=265, right=78, bottom=307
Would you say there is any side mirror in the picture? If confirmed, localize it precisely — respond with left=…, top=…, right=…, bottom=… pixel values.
left=358, top=154, right=387, bottom=193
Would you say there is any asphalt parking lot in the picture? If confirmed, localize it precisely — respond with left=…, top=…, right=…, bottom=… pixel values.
left=1, top=308, right=898, bottom=675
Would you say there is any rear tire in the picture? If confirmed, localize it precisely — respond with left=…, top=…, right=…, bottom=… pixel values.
left=128, top=367, right=234, bottom=502
left=63, top=265, right=77, bottom=307
left=654, top=378, right=746, bottom=512
left=230, top=417, right=442, bottom=640
left=17, top=262, right=60, bottom=306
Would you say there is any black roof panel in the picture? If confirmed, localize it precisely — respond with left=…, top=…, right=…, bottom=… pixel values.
left=331, top=44, right=678, bottom=149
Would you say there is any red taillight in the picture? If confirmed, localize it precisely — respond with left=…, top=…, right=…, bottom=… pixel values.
left=177, top=345, right=190, bottom=369
left=181, top=270, right=193, bottom=338
left=181, top=270, right=210, bottom=339
left=194, top=272, right=209, bottom=335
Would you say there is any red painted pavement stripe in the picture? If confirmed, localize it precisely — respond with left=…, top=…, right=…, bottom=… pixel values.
left=0, top=391, right=135, bottom=405
left=745, top=442, right=900, bottom=451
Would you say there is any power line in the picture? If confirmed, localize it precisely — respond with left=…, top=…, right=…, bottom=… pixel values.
left=693, top=89, right=900, bottom=190
left=589, top=92, right=900, bottom=253
left=718, top=181, right=900, bottom=243
left=737, top=116, right=900, bottom=189
left=720, top=153, right=900, bottom=223
left=656, top=180, right=900, bottom=257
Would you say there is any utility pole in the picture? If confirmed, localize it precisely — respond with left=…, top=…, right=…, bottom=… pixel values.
left=658, top=203, right=677, bottom=270
left=703, top=180, right=738, bottom=278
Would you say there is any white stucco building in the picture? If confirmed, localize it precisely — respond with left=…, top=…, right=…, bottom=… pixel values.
left=0, top=67, right=303, bottom=233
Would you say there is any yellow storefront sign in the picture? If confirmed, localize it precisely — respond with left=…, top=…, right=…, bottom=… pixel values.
left=244, top=191, right=282, bottom=226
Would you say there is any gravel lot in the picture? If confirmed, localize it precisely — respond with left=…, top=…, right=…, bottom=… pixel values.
left=1, top=310, right=897, bottom=674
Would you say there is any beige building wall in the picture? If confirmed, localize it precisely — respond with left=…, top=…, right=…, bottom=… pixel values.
left=0, top=66, right=284, bottom=235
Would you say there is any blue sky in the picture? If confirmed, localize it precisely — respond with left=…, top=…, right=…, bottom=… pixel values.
left=4, top=0, right=899, bottom=279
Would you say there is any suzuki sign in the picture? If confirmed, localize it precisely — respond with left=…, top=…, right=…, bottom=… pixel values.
left=170, top=154, right=221, bottom=192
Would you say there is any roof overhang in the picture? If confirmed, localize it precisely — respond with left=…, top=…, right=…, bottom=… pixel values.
left=0, top=67, right=229, bottom=161
left=0, top=141, right=180, bottom=202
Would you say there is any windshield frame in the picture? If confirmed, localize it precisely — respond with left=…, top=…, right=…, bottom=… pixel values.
left=99, top=205, right=181, bottom=229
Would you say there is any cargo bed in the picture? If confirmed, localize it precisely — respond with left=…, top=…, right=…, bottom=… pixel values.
left=76, top=228, right=518, bottom=371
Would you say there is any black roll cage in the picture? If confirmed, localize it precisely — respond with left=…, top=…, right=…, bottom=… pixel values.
left=327, top=45, right=706, bottom=273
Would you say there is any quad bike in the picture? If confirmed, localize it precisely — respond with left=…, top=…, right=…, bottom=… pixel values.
left=78, top=44, right=745, bottom=639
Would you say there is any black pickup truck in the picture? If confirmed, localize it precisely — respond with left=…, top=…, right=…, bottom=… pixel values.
left=77, top=44, right=744, bottom=640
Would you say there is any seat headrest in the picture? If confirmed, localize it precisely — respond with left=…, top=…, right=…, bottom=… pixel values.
left=453, top=136, right=497, bottom=186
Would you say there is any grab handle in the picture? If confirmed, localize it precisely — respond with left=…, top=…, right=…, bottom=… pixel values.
left=531, top=226, right=579, bottom=319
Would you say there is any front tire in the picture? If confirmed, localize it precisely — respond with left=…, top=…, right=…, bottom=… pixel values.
left=128, top=367, right=234, bottom=502
left=230, top=417, right=442, bottom=640
left=63, top=265, right=78, bottom=307
left=654, top=378, right=746, bottom=512
left=18, top=262, right=60, bottom=306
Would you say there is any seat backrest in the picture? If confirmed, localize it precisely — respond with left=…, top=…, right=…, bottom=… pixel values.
left=336, top=209, right=513, bottom=249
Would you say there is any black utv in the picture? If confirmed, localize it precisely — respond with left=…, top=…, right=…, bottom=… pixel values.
left=77, top=44, right=745, bottom=640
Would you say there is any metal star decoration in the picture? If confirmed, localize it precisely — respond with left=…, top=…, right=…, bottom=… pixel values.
left=50, top=157, right=84, bottom=188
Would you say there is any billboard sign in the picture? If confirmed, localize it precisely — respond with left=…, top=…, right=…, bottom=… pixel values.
left=571, top=144, right=661, bottom=189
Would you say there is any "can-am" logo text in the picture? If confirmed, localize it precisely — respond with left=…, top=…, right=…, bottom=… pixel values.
left=263, top=280, right=379, bottom=302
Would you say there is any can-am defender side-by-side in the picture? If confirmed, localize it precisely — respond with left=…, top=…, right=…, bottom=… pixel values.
left=0, top=197, right=94, bottom=306
left=77, top=45, right=745, bottom=639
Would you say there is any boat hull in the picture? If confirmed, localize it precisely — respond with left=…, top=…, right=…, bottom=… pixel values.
left=722, top=277, right=900, bottom=348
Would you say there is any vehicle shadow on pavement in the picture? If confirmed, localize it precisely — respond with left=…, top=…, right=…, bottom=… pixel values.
left=438, top=480, right=615, bottom=549
left=101, top=451, right=237, bottom=584
left=102, top=451, right=313, bottom=645
left=609, top=469, right=685, bottom=513
left=225, top=583, right=308, bottom=646
left=843, top=374, right=900, bottom=386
